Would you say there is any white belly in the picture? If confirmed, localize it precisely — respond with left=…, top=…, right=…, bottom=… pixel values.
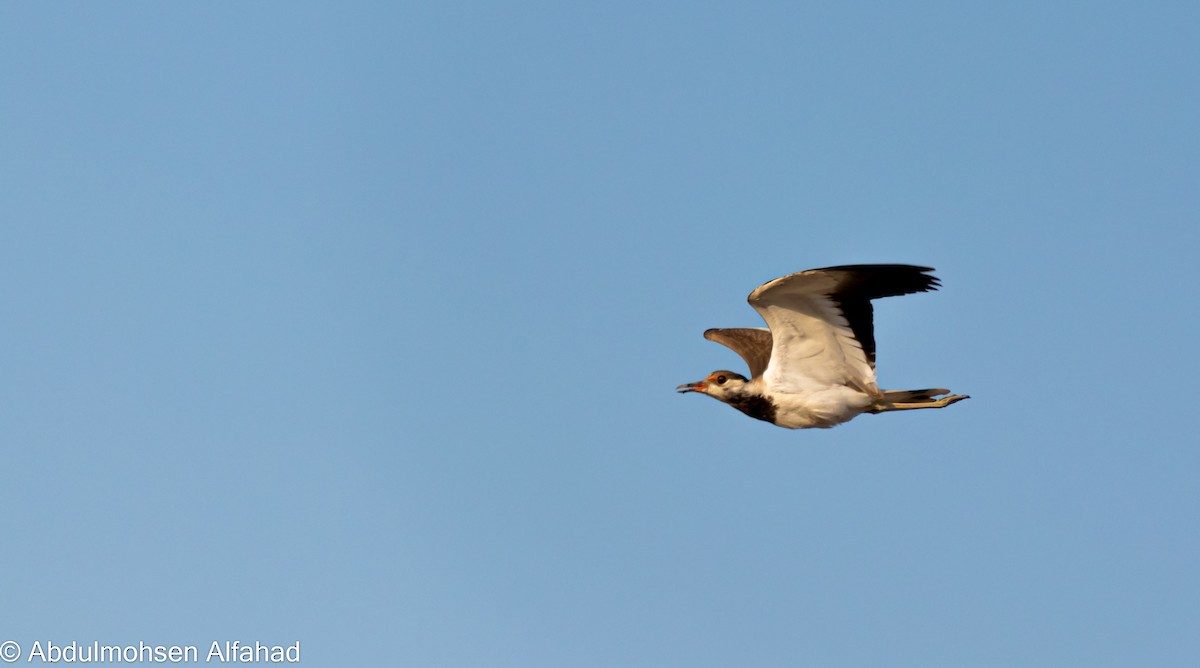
left=770, top=386, right=874, bottom=429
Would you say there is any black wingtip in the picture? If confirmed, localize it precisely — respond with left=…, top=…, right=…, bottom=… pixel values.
left=819, top=264, right=941, bottom=298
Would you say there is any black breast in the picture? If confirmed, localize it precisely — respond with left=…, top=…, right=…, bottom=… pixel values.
left=727, top=393, right=778, bottom=424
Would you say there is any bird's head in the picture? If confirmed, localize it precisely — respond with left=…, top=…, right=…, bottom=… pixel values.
left=676, top=370, right=750, bottom=402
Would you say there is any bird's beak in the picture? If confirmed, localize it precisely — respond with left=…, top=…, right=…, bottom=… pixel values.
left=676, top=381, right=706, bottom=394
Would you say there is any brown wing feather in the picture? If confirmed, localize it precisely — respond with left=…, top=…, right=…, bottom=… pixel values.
left=703, top=328, right=774, bottom=379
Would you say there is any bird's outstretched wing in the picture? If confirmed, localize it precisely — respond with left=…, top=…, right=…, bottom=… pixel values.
left=703, top=327, right=773, bottom=379
left=748, top=265, right=939, bottom=394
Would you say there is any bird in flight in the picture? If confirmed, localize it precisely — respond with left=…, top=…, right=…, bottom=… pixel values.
left=677, top=264, right=968, bottom=429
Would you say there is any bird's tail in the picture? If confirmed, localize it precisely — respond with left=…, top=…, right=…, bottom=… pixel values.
left=881, top=388, right=950, bottom=403
left=869, top=388, right=969, bottom=413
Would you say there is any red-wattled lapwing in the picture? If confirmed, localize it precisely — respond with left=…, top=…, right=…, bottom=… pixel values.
left=677, top=264, right=969, bottom=429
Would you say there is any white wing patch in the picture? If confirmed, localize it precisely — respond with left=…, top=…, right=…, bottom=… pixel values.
left=750, top=275, right=879, bottom=397
left=757, top=298, right=877, bottom=395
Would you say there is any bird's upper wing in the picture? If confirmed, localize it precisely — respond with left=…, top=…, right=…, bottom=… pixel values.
left=703, top=327, right=774, bottom=379
left=748, top=265, right=939, bottom=394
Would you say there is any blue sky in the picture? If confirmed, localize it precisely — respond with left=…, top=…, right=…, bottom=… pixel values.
left=2, top=2, right=1197, bottom=666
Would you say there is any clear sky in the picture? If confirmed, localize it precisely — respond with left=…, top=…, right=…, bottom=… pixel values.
left=2, top=2, right=1197, bottom=666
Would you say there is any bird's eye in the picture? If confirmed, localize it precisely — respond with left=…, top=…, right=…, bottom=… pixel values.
left=716, top=375, right=727, bottom=385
